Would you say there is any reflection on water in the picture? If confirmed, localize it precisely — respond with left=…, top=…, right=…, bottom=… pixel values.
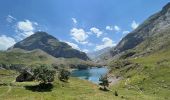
left=71, top=67, right=109, bottom=84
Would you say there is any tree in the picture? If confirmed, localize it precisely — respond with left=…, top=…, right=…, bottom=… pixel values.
left=99, top=75, right=110, bottom=91
left=33, top=64, right=56, bottom=84
left=58, top=68, right=71, bottom=82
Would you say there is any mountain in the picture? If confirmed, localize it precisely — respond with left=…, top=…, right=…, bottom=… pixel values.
left=106, top=3, right=170, bottom=99
left=10, top=32, right=89, bottom=60
left=105, top=2, right=170, bottom=60
left=87, top=47, right=111, bottom=60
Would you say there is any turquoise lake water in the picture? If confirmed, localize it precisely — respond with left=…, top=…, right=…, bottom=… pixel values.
left=71, top=67, right=109, bottom=84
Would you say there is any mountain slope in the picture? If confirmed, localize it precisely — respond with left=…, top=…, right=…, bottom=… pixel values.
left=107, top=3, right=170, bottom=99
left=10, top=32, right=89, bottom=60
left=0, top=48, right=56, bottom=65
left=106, top=2, right=170, bottom=59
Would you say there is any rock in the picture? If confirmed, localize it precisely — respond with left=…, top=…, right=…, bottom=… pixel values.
left=16, top=70, right=34, bottom=82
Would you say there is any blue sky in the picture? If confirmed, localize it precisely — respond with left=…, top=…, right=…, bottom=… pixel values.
left=0, top=0, right=169, bottom=52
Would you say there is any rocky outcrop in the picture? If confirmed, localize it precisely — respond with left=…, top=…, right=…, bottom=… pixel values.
left=16, top=70, right=34, bottom=82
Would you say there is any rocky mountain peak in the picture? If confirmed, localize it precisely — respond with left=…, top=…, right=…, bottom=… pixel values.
left=11, top=32, right=89, bottom=60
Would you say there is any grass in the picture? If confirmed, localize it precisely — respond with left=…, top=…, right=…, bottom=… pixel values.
left=0, top=70, right=118, bottom=100
left=109, top=49, right=170, bottom=100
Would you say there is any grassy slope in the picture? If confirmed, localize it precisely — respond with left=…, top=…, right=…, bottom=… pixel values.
left=110, top=49, right=170, bottom=100
left=0, top=49, right=56, bottom=65
left=0, top=70, right=117, bottom=100
left=0, top=49, right=97, bottom=68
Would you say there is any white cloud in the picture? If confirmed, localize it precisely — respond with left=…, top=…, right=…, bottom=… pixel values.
left=90, top=27, right=103, bottom=37
left=106, top=25, right=121, bottom=32
left=6, top=15, right=16, bottom=23
left=131, top=20, right=139, bottom=30
left=65, top=41, right=89, bottom=53
left=82, top=49, right=89, bottom=53
left=95, top=37, right=116, bottom=51
left=65, top=41, right=80, bottom=50
left=123, top=31, right=130, bottom=35
left=0, top=35, right=16, bottom=50
left=114, top=25, right=121, bottom=32
left=70, top=28, right=88, bottom=44
left=16, top=20, right=38, bottom=39
left=72, top=18, right=77, bottom=25
left=17, top=20, right=34, bottom=32
left=106, top=26, right=113, bottom=31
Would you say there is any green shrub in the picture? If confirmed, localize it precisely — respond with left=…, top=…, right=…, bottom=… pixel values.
left=58, top=68, right=71, bottom=82
left=33, top=64, right=56, bottom=84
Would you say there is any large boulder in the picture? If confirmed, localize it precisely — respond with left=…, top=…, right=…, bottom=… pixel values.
left=16, top=70, right=34, bottom=82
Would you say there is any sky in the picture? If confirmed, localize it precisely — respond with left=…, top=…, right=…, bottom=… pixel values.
left=0, top=0, right=169, bottom=52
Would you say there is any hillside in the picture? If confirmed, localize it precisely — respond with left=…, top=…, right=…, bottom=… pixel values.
left=10, top=32, right=89, bottom=61
left=109, top=48, right=170, bottom=100
left=104, top=2, right=170, bottom=60
left=0, top=48, right=97, bottom=70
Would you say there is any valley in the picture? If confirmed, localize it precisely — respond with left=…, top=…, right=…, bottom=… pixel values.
left=0, top=1, right=170, bottom=100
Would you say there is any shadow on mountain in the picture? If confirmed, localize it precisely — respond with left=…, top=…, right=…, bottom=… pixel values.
left=24, top=83, right=53, bottom=92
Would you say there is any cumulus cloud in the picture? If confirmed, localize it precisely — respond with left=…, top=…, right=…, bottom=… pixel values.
left=16, top=20, right=38, bottom=39
left=106, top=25, right=121, bottom=32
left=70, top=28, right=88, bottom=44
left=90, top=27, right=103, bottom=37
left=131, top=20, right=139, bottom=30
left=6, top=15, right=16, bottom=23
left=95, top=37, right=116, bottom=51
left=0, top=35, right=16, bottom=50
left=65, top=41, right=80, bottom=50
left=72, top=18, right=77, bottom=25
left=123, top=31, right=130, bottom=35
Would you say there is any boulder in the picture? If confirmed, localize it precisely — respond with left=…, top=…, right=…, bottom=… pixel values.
left=16, top=70, right=34, bottom=82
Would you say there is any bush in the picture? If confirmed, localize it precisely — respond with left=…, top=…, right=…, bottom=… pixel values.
left=58, top=68, right=71, bottom=82
left=99, top=75, right=110, bottom=91
left=33, top=64, right=56, bottom=84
